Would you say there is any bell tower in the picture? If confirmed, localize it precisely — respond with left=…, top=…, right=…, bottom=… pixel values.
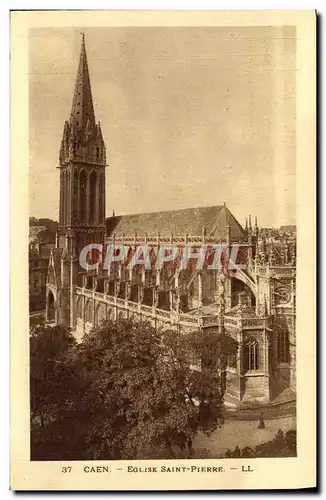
left=58, top=33, right=106, bottom=257
left=51, top=33, right=106, bottom=327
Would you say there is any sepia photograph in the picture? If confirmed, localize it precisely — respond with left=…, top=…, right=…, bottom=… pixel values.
left=11, top=10, right=316, bottom=490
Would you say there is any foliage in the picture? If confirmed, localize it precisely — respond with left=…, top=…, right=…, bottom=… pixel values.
left=224, top=429, right=297, bottom=458
left=29, top=293, right=46, bottom=313
left=30, top=319, right=237, bottom=460
left=30, top=324, right=77, bottom=431
left=29, top=217, right=58, bottom=234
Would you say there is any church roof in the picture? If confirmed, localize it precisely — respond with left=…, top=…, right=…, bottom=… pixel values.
left=106, top=204, right=245, bottom=241
left=70, top=34, right=96, bottom=134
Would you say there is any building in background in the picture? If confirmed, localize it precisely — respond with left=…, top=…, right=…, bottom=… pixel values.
left=29, top=223, right=56, bottom=312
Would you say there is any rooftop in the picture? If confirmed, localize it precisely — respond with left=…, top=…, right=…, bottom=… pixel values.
left=106, top=204, right=245, bottom=241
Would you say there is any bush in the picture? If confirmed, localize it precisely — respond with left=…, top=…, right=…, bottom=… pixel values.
left=225, top=429, right=297, bottom=458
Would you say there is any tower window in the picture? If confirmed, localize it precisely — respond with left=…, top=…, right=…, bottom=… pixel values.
left=89, top=171, right=97, bottom=223
left=80, top=170, right=87, bottom=222
left=243, top=339, right=260, bottom=372
left=278, top=327, right=290, bottom=363
left=96, top=147, right=100, bottom=159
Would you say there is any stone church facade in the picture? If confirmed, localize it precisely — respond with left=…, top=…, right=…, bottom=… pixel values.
left=46, top=36, right=296, bottom=408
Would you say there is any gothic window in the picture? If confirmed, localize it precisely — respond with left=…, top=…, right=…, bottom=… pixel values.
left=73, top=171, right=79, bottom=221
left=278, top=327, right=290, bottom=363
left=89, top=171, right=97, bottom=223
left=65, top=170, right=69, bottom=225
left=96, top=146, right=100, bottom=159
left=243, top=339, right=260, bottom=372
left=80, top=170, right=87, bottom=222
left=98, top=173, right=103, bottom=223
left=61, top=171, right=66, bottom=225
left=66, top=170, right=71, bottom=224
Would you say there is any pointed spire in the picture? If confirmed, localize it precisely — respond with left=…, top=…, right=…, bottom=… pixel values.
left=70, top=33, right=96, bottom=134
left=254, top=215, right=259, bottom=237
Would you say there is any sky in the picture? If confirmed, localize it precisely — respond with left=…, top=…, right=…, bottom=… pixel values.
left=29, top=26, right=296, bottom=228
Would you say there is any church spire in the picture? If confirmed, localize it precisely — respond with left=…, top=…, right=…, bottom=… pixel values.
left=70, top=33, right=96, bottom=134
left=59, top=34, right=106, bottom=237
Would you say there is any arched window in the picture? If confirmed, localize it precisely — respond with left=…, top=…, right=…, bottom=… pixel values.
left=89, top=171, right=97, bottom=223
left=73, top=170, right=79, bottom=221
left=243, top=339, right=260, bottom=372
left=79, top=170, right=87, bottom=222
left=61, top=171, right=66, bottom=225
left=278, top=327, right=290, bottom=363
left=98, top=173, right=104, bottom=223
left=66, top=170, right=71, bottom=224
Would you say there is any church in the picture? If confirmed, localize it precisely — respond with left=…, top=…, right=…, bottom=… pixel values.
left=46, top=35, right=296, bottom=409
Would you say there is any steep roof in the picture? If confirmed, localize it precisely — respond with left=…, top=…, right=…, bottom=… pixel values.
left=70, top=34, right=96, bottom=134
left=106, top=205, right=244, bottom=241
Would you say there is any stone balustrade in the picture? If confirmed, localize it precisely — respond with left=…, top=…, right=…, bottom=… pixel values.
left=105, top=234, right=248, bottom=246
left=224, top=316, right=238, bottom=326
left=224, top=315, right=267, bottom=330
left=74, top=286, right=220, bottom=329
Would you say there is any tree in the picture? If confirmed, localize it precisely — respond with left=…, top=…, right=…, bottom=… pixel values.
left=225, top=430, right=297, bottom=458
left=72, top=319, right=237, bottom=459
left=30, top=318, right=238, bottom=460
left=30, top=321, right=76, bottom=428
